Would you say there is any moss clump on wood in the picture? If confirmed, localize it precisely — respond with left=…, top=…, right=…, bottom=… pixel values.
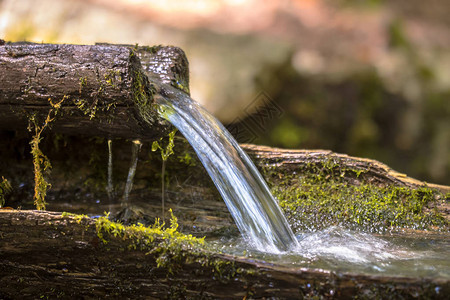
left=95, top=209, right=205, bottom=270
left=61, top=211, right=89, bottom=224
left=130, top=49, right=157, bottom=123
left=262, top=157, right=448, bottom=233
left=91, top=210, right=251, bottom=286
left=68, top=210, right=245, bottom=282
left=276, top=177, right=447, bottom=233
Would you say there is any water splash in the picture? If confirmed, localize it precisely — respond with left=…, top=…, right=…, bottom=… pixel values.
left=154, top=84, right=298, bottom=252
left=295, top=227, right=411, bottom=263
left=211, top=227, right=450, bottom=279
left=122, top=140, right=142, bottom=205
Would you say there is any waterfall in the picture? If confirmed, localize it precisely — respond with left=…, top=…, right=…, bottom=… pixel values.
left=153, top=84, right=298, bottom=253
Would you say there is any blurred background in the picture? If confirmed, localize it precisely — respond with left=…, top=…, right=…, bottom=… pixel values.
left=1, top=0, right=449, bottom=185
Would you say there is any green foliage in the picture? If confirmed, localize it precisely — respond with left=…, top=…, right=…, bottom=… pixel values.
left=339, top=0, right=385, bottom=8
left=152, top=129, right=177, bottom=161
left=269, top=118, right=309, bottom=148
left=28, top=97, right=66, bottom=210
left=178, top=152, right=196, bottom=167
left=0, top=177, right=12, bottom=207
left=152, top=129, right=178, bottom=221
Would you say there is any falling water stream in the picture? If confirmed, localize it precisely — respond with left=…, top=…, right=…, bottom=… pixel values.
left=150, top=83, right=449, bottom=282
left=122, top=140, right=142, bottom=205
left=154, top=84, right=298, bottom=253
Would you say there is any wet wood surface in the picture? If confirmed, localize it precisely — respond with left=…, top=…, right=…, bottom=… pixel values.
left=0, top=42, right=190, bottom=141
left=0, top=210, right=448, bottom=299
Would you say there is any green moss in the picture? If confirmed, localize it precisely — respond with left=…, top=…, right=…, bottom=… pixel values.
left=132, top=68, right=156, bottom=122
left=29, top=123, right=51, bottom=210
left=61, top=212, right=89, bottom=224
left=104, top=70, right=122, bottom=88
left=79, top=76, right=87, bottom=94
left=75, top=71, right=119, bottom=120
left=72, top=98, right=93, bottom=118
left=28, top=96, right=67, bottom=210
left=95, top=209, right=205, bottom=270
left=141, top=45, right=162, bottom=54
left=90, top=210, right=256, bottom=282
left=259, top=157, right=448, bottom=233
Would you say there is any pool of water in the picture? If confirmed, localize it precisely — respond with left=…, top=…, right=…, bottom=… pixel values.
left=211, top=226, right=450, bottom=280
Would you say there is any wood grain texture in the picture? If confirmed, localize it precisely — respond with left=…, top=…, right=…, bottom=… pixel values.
left=0, top=42, right=189, bottom=141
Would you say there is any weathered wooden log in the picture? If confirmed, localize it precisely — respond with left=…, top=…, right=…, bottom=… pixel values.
left=243, top=144, right=450, bottom=194
left=0, top=210, right=448, bottom=299
left=244, top=145, right=450, bottom=223
left=0, top=42, right=189, bottom=141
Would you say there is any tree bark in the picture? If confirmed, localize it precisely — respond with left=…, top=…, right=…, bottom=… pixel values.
left=0, top=210, right=447, bottom=299
left=0, top=42, right=189, bottom=141
left=243, top=145, right=450, bottom=221
left=243, top=144, right=450, bottom=194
